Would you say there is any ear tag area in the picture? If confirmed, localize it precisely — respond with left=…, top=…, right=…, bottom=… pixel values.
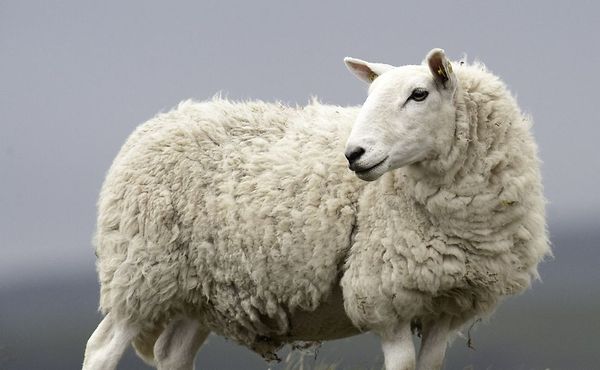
left=437, top=66, right=447, bottom=79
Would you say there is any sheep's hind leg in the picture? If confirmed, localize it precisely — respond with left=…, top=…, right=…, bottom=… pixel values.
left=416, top=316, right=451, bottom=370
left=378, top=321, right=416, bottom=370
left=82, top=312, right=139, bottom=370
left=154, top=317, right=210, bottom=370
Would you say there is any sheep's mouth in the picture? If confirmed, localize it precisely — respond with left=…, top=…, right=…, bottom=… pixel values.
left=355, top=156, right=388, bottom=173
left=354, top=156, right=389, bottom=181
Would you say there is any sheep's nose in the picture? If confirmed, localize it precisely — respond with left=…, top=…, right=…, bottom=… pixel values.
left=345, top=146, right=365, bottom=166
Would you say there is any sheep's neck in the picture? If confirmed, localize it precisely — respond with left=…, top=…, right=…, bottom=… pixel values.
left=400, top=87, right=526, bottom=246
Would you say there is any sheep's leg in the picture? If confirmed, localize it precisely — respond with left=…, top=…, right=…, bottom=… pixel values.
left=154, top=317, right=210, bottom=370
left=378, top=321, right=416, bottom=370
left=416, top=316, right=451, bottom=370
left=82, top=312, right=139, bottom=370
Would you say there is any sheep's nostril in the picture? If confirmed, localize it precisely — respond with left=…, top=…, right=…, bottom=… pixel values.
left=345, top=146, right=366, bottom=165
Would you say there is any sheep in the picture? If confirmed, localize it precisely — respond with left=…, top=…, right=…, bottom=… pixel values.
left=82, top=48, right=549, bottom=370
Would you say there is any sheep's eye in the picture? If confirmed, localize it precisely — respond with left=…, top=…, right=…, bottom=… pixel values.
left=409, top=88, right=429, bottom=102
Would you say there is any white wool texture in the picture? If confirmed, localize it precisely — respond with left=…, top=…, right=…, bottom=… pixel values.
left=94, top=62, right=549, bottom=357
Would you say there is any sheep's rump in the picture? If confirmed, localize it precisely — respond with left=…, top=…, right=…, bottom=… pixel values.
left=94, top=99, right=364, bottom=353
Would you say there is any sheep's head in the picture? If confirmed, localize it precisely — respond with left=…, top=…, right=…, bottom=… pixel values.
left=344, top=48, right=457, bottom=181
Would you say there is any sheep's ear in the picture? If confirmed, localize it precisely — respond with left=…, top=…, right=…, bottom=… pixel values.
left=426, top=48, right=457, bottom=92
left=344, top=57, right=394, bottom=84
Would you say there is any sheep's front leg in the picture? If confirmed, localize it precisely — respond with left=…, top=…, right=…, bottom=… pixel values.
left=378, top=321, right=416, bottom=370
left=154, top=317, right=210, bottom=370
left=416, top=316, right=451, bottom=370
left=82, top=312, right=139, bottom=370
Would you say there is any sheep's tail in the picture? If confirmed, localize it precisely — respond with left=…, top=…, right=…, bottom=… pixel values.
left=131, top=325, right=164, bottom=366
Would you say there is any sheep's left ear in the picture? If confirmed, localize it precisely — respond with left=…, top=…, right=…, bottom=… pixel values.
left=344, top=57, right=394, bottom=84
left=426, top=48, right=457, bottom=93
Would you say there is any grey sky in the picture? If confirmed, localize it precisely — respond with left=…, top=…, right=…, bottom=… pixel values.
left=1, top=1, right=598, bottom=286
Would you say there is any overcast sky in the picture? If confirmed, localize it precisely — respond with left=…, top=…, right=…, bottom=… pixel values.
left=1, top=1, right=599, bottom=287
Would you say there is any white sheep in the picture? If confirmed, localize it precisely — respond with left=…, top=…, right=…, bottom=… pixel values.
left=82, top=48, right=549, bottom=370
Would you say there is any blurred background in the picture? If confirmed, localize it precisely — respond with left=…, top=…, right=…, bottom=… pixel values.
left=1, top=1, right=599, bottom=369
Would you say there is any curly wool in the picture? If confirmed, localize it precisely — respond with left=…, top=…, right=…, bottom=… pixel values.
left=95, top=99, right=365, bottom=356
left=341, top=63, right=549, bottom=331
left=94, top=62, right=548, bottom=358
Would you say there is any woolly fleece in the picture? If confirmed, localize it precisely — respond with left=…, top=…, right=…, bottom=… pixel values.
left=94, top=62, right=549, bottom=359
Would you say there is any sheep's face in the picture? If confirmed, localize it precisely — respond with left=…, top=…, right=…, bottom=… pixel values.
left=344, top=48, right=457, bottom=181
